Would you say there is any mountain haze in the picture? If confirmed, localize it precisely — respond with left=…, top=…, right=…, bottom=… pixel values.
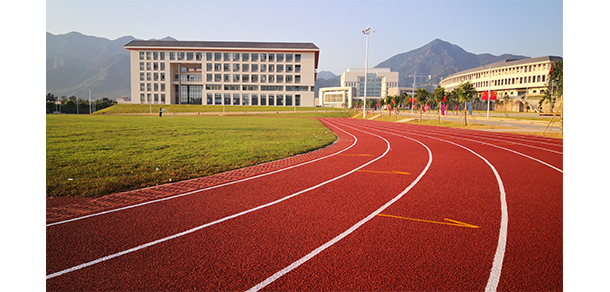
left=375, top=38, right=529, bottom=88
left=46, top=32, right=176, bottom=99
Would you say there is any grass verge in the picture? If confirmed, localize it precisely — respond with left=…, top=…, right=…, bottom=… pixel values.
left=47, top=115, right=336, bottom=197
left=95, top=104, right=348, bottom=114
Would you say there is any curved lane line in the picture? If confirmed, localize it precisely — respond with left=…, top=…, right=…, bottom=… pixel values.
left=362, top=122, right=562, bottom=173
left=247, top=120, right=433, bottom=292
left=46, top=121, right=390, bottom=280
left=47, top=122, right=358, bottom=227
left=348, top=120, right=509, bottom=292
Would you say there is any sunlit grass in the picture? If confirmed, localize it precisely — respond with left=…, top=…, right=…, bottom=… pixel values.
left=47, top=115, right=336, bottom=197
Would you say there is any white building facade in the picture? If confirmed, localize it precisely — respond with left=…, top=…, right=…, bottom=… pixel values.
left=440, top=56, right=562, bottom=111
left=124, top=40, right=319, bottom=107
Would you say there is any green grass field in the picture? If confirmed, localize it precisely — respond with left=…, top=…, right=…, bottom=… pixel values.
left=47, top=115, right=337, bottom=197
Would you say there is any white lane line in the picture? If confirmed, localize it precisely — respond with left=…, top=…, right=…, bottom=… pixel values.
left=46, top=121, right=390, bottom=280
left=47, top=122, right=357, bottom=227
left=247, top=120, right=433, bottom=292
left=350, top=120, right=509, bottom=292
left=362, top=122, right=562, bottom=173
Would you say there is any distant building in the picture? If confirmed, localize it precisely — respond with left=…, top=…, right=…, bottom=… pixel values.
left=116, top=96, right=130, bottom=104
left=124, top=40, right=319, bottom=107
left=440, top=56, right=562, bottom=112
left=319, top=68, right=398, bottom=107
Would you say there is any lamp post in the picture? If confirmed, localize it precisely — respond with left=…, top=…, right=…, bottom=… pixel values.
left=487, top=65, right=491, bottom=119
left=362, top=26, right=374, bottom=118
left=89, top=88, right=92, bottom=114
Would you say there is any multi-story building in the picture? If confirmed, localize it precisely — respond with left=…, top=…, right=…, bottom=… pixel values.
left=341, top=68, right=399, bottom=99
left=319, top=68, right=398, bottom=108
left=124, top=40, right=319, bottom=107
left=439, top=56, right=562, bottom=111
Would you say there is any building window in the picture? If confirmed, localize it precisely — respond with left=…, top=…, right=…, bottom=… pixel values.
left=242, top=74, right=249, bottom=82
left=242, top=53, right=249, bottom=61
left=153, top=62, right=158, bottom=70
left=261, top=64, right=266, bottom=72
left=207, top=93, right=213, bottom=105
left=215, top=63, right=221, bottom=71
left=178, top=52, right=185, bottom=60
left=277, top=65, right=284, bottom=72
left=260, top=53, right=267, bottom=62
left=160, top=52, right=165, bottom=60
left=233, top=74, right=240, bottom=82
left=206, top=52, right=213, bottom=61
left=146, top=62, right=151, bottom=70
left=154, top=93, right=159, bottom=102
left=251, top=75, right=258, bottom=82
left=277, top=75, right=284, bottom=83
left=207, top=74, right=213, bottom=82
left=161, top=84, right=165, bottom=91
left=154, top=73, right=158, bottom=81
left=286, top=64, right=293, bottom=73
left=252, top=94, right=258, bottom=105
left=268, top=54, right=275, bottom=62
left=233, top=53, right=240, bottom=61
left=215, top=74, right=222, bottom=82
left=242, top=94, right=249, bottom=105
left=140, top=73, right=145, bottom=81
left=269, top=64, right=275, bottom=72
left=251, top=53, right=258, bottom=62
left=224, top=53, right=231, bottom=61
left=161, top=94, right=166, bottom=102
left=146, top=52, right=151, bottom=60
left=224, top=74, right=231, bottom=82
left=140, top=62, right=144, bottom=70
left=140, top=83, right=145, bottom=91
left=295, top=54, right=301, bottom=62
left=242, top=64, right=249, bottom=72
left=277, top=54, right=284, bottom=62
left=139, top=52, right=145, bottom=60
left=224, top=63, right=231, bottom=72
left=170, top=52, right=176, bottom=60
left=276, top=94, right=283, bottom=106
left=140, top=94, right=145, bottom=101
left=160, top=63, right=165, bottom=71
left=215, top=53, right=222, bottom=61
left=260, top=94, right=266, bottom=105
left=295, top=65, right=301, bottom=73
left=251, top=64, right=258, bottom=72
left=286, top=75, right=293, bottom=83
left=286, top=94, right=292, bottom=106
left=215, top=93, right=222, bottom=105
left=196, top=52, right=202, bottom=61
left=295, top=94, right=300, bottom=106
left=261, top=75, right=267, bottom=83
left=233, top=64, right=240, bottom=72
left=268, top=94, right=274, bottom=105
left=153, top=52, right=158, bottom=60
left=233, top=93, right=240, bottom=105
left=224, top=93, right=231, bottom=105
left=286, top=54, right=293, bottom=62
left=295, top=75, right=301, bottom=83
left=268, top=75, right=275, bottom=83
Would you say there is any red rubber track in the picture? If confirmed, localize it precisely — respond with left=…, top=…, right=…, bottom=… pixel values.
left=46, top=118, right=562, bottom=291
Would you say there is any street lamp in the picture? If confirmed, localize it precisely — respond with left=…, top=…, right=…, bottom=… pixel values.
left=362, top=26, right=374, bottom=118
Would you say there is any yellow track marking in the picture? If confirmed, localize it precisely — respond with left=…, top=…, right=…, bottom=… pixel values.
left=377, top=214, right=479, bottom=229
left=356, top=170, right=410, bottom=175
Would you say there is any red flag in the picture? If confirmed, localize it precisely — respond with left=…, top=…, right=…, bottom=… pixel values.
left=482, top=91, right=488, bottom=100
left=391, top=99, right=395, bottom=104
left=442, top=95, right=447, bottom=102
left=408, top=97, right=412, bottom=103
left=550, top=64, right=554, bottom=74
left=491, top=91, right=497, bottom=100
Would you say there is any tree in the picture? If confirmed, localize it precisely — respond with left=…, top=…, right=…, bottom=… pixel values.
left=432, top=86, right=446, bottom=124
left=415, top=88, right=429, bottom=121
left=456, top=81, right=477, bottom=125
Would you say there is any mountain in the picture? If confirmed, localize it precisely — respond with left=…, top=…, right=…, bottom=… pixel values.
left=317, top=71, right=339, bottom=80
left=46, top=32, right=177, bottom=100
left=374, top=38, right=529, bottom=89
left=314, top=71, right=340, bottom=98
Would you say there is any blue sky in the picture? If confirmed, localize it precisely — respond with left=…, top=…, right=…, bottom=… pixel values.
left=46, top=0, right=563, bottom=75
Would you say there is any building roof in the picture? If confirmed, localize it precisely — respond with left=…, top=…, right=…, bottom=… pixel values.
left=124, top=40, right=319, bottom=51
left=444, top=56, right=563, bottom=79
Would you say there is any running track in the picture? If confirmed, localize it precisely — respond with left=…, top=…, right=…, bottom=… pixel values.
left=46, top=118, right=562, bottom=291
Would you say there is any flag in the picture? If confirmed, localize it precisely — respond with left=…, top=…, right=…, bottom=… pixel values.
left=423, top=105, right=426, bottom=112
left=468, top=101, right=472, bottom=115
left=482, top=91, right=488, bottom=100
left=391, top=99, right=395, bottom=104
left=442, top=95, right=447, bottom=103
left=441, top=104, right=446, bottom=116
left=408, top=97, right=412, bottom=103
left=491, top=91, right=497, bottom=100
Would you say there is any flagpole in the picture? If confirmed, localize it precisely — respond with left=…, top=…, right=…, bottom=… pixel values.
left=486, top=66, right=491, bottom=118
left=362, top=26, right=374, bottom=119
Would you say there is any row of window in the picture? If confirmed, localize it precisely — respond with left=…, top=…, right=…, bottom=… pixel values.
left=140, top=62, right=165, bottom=71
left=205, top=63, right=301, bottom=73
left=472, top=75, right=547, bottom=89
left=139, top=83, right=312, bottom=93
left=199, top=93, right=301, bottom=106
left=185, top=74, right=302, bottom=84
left=447, top=63, right=550, bottom=85
left=139, top=51, right=302, bottom=63
left=140, top=93, right=166, bottom=103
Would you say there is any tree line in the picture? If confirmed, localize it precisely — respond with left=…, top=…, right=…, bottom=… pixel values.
left=353, top=60, right=563, bottom=126
left=46, top=93, right=116, bottom=114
